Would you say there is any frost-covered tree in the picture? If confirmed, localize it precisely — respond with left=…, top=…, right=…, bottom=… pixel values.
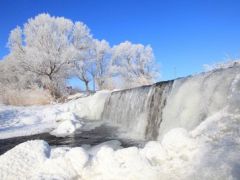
left=0, top=55, right=36, bottom=89
left=1, top=13, right=161, bottom=101
left=91, top=39, right=111, bottom=90
left=73, top=59, right=92, bottom=92
left=71, top=22, right=94, bottom=91
left=0, top=55, right=39, bottom=104
left=7, top=13, right=93, bottom=98
left=110, top=41, right=159, bottom=88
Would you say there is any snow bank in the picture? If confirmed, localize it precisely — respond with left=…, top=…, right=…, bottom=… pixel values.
left=62, top=90, right=111, bottom=120
left=0, top=105, right=60, bottom=139
left=0, top=140, right=50, bottom=179
left=67, top=92, right=88, bottom=100
left=1, top=109, right=239, bottom=180
left=50, top=119, right=82, bottom=137
left=0, top=91, right=111, bottom=139
left=87, top=140, right=122, bottom=155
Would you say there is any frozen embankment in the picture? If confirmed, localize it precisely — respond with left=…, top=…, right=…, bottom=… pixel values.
left=0, top=90, right=110, bottom=139
left=0, top=65, right=240, bottom=179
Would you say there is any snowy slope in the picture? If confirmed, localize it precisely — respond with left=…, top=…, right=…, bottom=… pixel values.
left=0, top=90, right=111, bottom=139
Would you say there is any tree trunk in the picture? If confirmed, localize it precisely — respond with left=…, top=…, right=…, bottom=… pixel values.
left=84, top=81, right=89, bottom=92
left=92, top=77, right=96, bottom=92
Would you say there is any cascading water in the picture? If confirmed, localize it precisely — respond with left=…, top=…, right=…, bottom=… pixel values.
left=101, top=65, right=240, bottom=141
left=158, top=65, right=240, bottom=139
left=102, top=81, right=173, bottom=140
left=144, top=81, right=173, bottom=140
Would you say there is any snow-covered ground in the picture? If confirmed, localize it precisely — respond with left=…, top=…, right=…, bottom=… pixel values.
left=0, top=90, right=110, bottom=139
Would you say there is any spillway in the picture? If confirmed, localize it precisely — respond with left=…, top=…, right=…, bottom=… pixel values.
left=101, top=65, right=240, bottom=140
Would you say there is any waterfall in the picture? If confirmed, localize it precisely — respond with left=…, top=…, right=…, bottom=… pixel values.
left=158, top=65, right=240, bottom=139
left=144, top=81, right=173, bottom=140
left=101, top=81, right=173, bottom=140
left=101, top=65, right=240, bottom=141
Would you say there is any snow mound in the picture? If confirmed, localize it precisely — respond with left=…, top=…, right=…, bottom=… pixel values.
left=0, top=140, right=50, bottom=179
left=33, top=147, right=89, bottom=179
left=50, top=119, right=82, bottom=137
left=63, top=90, right=111, bottom=120
left=55, top=111, right=77, bottom=122
left=50, top=111, right=82, bottom=137
left=88, top=140, right=122, bottom=155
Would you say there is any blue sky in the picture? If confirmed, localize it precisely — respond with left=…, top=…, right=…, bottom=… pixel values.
left=0, top=0, right=240, bottom=82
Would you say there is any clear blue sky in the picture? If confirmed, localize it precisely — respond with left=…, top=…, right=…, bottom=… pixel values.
left=0, top=0, right=240, bottom=81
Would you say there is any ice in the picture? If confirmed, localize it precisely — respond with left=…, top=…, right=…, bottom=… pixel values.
left=88, top=140, right=122, bottom=155
left=0, top=90, right=111, bottom=139
left=50, top=119, right=82, bottom=137
left=158, top=65, right=240, bottom=139
left=102, top=82, right=172, bottom=140
left=1, top=106, right=240, bottom=180
left=33, top=147, right=89, bottom=179
left=64, top=90, right=111, bottom=120
left=50, top=111, right=83, bottom=137
left=0, top=140, right=50, bottom=179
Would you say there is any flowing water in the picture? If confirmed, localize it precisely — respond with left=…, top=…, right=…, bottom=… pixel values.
left=102, top=81, right=174, bottom=140
left=1, top=65, right=240, bottom=154
left=0, top=121, right=145, bottom=155
left=102, top=65, right=240, bottom=140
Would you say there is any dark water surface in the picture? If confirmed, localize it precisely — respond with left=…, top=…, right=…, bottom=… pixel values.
left=0, top=122, right=144, bottom=155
